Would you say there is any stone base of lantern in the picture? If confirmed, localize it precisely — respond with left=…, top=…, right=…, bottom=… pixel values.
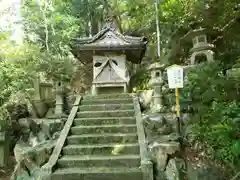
left=55, top=87, right=64, bottom=116
left=150, top=92, right=163, bottom=113
left=31, top=100, right=48, bottom=118
left=151, top=104, right=164, bottom=113
left=55, top=102, right=63, bottom=116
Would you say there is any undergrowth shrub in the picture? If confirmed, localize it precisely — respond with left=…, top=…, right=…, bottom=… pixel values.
left=129, top=67, right=151, bottom=91
left=180, top=61, right=240, bottom=171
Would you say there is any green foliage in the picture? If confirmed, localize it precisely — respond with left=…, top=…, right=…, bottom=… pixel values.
left=0, top=0, right=82, bottom=128
left=0, top=1, right=239, bottom=172
left=0, top=105, right=11, bottom=131
left=130, top=68, right=151, bottom=91
left=21, top=0, right=80, bottom=82
left=0, top=36, right=35, bottom=130
left=192, top=101, right=240, bottom=168
left=181, top=62, right=240, bottom=170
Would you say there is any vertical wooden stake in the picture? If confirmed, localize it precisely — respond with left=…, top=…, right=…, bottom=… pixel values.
left=175, top=88, right=181, bottom=136
left=175, top=88, right=180, bottom=117
left=175, top=87, right=187, bottom=179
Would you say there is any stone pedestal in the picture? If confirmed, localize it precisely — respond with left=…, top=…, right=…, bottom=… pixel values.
left=123, top=84, right=127, bottom=93
left=32, top=76, right=49, bottom=118
left=0, top=132, right=9, bottom=167
left=91, top=84, right=98, bottom=96
left=55, top=82, right=64, bottom=116
left=151, top=85, right=163, bottom=112
left=32, top=100, right=48, bottom=118
left=33, top=76, right=41, bottom=100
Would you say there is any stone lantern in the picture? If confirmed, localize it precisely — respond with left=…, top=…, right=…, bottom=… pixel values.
left=148, top=62, right=165, bottom=113
left=55, top=81, right=64, bottom=116
left=181, top=27, right=219, bottom=65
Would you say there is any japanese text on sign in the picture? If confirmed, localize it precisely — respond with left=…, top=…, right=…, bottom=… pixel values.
left=166, top=65, right=184, bottom=89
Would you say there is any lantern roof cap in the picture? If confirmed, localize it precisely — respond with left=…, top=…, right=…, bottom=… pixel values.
left=181, top=27, right=220, bottom=42
left=148, top=62, right=165, bottom=70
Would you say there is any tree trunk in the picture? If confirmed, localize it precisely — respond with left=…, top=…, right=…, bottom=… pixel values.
left=90, top=11, right=99, bottom=36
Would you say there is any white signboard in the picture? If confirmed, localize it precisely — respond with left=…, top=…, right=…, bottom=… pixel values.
left=166, top=65, right=184, bottom=89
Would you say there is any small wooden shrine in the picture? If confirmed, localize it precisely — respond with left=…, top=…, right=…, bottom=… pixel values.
left=71, top=17, right=147, bottom=95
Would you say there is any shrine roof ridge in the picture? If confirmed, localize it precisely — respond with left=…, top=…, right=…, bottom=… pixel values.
left=71, top=26, right=147, bottom=48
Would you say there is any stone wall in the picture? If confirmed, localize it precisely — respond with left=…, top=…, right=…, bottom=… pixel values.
left=137, top=80, right=226, bottom=180
left=11, top=118, right=64, bottom=180
left=71, top=63, right=93, bottom=94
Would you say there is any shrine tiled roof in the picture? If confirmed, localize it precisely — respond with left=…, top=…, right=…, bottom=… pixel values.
left=70, top=19, right=148, bottom=64
left=71, top=26, right=147, bottom=50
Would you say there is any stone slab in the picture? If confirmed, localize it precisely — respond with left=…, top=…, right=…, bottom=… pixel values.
left=67, top=133, right=138, bottom=145
left=74, top=117, right=136, bottom=126
left=76, top=110, right=135, bottom=118
left=57, top=155, right=141, bottom=168
left=51, top=167, right=142, bottom=180
left=81, top=99, right=133, bottom=105
left=83, top=93, right=132, bottom=100
left=70, top=124, right=137, bottom=134
left=62, top=143, right=140, bottom=156
left=79, top=104, right=134, bottom=111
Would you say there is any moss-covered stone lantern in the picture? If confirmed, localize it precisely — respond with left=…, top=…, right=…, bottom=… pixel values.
left=181, top=27, right=218, bottom=65
left=148, top=62, right=165, bottom=112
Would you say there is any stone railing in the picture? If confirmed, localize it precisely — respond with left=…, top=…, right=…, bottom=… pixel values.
left=133, top=95, right=153, bottom=180
left=41, top=95, right=82, bottom=178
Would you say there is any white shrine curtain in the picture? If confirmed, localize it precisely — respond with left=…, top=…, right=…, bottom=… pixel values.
left=94, top=56, right=128, bottom=82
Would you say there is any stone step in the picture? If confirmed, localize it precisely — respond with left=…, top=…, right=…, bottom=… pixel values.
left=57, top=155, right=141, bottom=168
left=76, top=110, right=135, bottom=118
left=67, top=133, right=138, bottom=145
left=70, top=124, right=137, bottom=135
left=74, top=117, right=136, bottom=126
left=81, top=99, right=133, bottom=105
left=51, top=167, right=142, bottom=180
left=62, top=143, right=140, bottom=156
left=79, top=104, right=134, bottom=111
left=83, top=93, right=132, bottom=100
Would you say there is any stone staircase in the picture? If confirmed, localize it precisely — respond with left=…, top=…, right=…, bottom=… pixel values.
left=50, top=93, right=152, bottom=180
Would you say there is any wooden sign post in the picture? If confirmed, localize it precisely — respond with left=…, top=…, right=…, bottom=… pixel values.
left=166, top=65, right=184, bottom=135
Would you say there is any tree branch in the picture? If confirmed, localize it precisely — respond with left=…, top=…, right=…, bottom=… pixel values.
left=230, top=171, right=240, bottom=180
